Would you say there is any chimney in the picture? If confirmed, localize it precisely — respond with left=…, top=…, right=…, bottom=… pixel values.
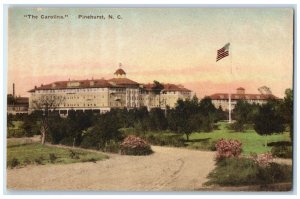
left=13, top=83, right=15, bottom=98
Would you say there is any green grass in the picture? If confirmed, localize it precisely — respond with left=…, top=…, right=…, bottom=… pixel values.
left=7, top=139, right=109, bottom=168
left=186, top=122, right=291, bottom=154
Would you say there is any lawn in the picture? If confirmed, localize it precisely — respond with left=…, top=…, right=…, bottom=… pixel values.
left=186, top=122, right=291, bottom=154
left=7, top=139, right=109, bottom=168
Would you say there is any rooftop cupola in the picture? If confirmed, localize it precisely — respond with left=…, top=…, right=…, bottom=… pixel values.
left=114, top=63, right=126, bottom=78
left=236, top=87, right=245, bottom=94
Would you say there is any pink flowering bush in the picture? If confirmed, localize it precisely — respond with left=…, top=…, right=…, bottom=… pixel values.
left=249, top=152, right=273, bottom=167
left=120, top=135, right=153, bottom=156
left=215, top=139, right=242, bottom=161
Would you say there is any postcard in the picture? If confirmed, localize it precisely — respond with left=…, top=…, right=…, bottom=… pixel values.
left=6, top=6, right=294, bottom=192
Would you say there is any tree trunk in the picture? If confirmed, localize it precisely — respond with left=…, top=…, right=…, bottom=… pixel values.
left=186, top=133, right=189, bottom=141
left=41, top=126, right=46, bottom=145
left=265, top=135, right=268, bottom=148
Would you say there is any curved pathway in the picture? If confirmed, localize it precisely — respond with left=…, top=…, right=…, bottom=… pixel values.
left=7, top=146, right=216, bottom=191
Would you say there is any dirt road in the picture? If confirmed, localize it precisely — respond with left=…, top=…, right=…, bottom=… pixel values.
left=7, top=146, right=216, bottom=191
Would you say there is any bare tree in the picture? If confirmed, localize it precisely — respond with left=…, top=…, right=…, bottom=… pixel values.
left=31, top=94, right=65, bottom=145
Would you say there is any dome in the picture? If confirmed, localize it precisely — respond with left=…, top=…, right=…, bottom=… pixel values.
left=114, top=68, right=126, bottom=75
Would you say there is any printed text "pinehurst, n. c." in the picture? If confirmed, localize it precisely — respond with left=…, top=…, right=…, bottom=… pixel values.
left=78, top=15, right=122, bottom=20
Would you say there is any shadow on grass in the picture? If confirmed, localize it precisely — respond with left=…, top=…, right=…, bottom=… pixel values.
left=186, top=138, right=211, bottom=143
left=267, top=141, right=292, bottom=147
left=7, top=143, right=32, bottom=148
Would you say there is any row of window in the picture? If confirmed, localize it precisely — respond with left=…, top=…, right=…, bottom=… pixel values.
left=36, top=88, right=108, bottom=94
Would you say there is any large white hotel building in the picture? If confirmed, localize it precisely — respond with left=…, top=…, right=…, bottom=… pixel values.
left=28, top=68, right=191, bottom=115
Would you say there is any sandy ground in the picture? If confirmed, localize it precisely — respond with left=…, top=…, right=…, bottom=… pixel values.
left=7, top=146, right=216, bottom=191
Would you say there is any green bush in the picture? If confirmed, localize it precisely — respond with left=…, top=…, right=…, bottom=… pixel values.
left=7, top=129, right=26, bottom=138
left=145, top=134, right=185, bottom=147
left=23, top=158, right=31, bottom=165
left=69, top=150, right=80, bottom=159
left=49, top=153, right=57, bottom=163
left=103, top=140, right=120, bottom=153
left=257, top=163, right=292, bottom=185
left=205, top=157, right=292, bottom=186
left=8, top=158, right=20, bottom=168
left=80, top=135, right=98, bottom=150
left=271, top=146, right=293, bottom=159
left=60, top=137, right=75, bottom=147
left=34, top=156, right=44, bottom=165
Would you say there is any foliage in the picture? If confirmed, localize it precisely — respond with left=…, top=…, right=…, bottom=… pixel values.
left=271, top=146, right=293, bottom=159
left=7, top=114, right=14, bottom=128
left=69, top=150, right=80, bottom=159
left=254, top=101, right=285, bottom=136
left=49, top=153, right=57, bottom=163
left=80, top=113, right=123, bottom=150
left=120, top=135, right=153, bottom=156
left=249, top=152, right=273, bottom=167
left=215, top=139, right=242, bottom=161
left=168, top=97, right=217, bottom=141
left=279, top=88, right=293, bottom=141
left=205, top=157, right=292, bottom=186
left=152, top=80, right=164, bottom=94
left=7, top=158, right=20, bottom=169
left=145, top=133, right=185, bottom=147
left=103, top=140, right=121, bottom=153
left=232, top=100, right=259, bottom=131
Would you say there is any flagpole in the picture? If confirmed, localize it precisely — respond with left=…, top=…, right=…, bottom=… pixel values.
left=228, top=43, right=232, bottom=123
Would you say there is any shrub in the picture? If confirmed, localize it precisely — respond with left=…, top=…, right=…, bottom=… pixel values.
left=8, top=158, right=20, bottom=168
left=34, top=156, right=44, bottom=165
left=205, top=157, right=259, bottom=186
left=257, top=163, right=292, bottom=185
left=23, top=158, right=31, bottom=165
left=80, top=135, right=98, bottom=150
left=120, top=135, right=153, bottom=156
left=249, top=152, right=273, bottom=167
left=215, top=139, right=242, bottom=161
left=103, top=140, right=120, bottom=153
left=209, top=140, right=217, bottom=151
left=271, top=146, right=293, bottom=159
left=145, top=134, right=185, bottom=147
left=60, top=137, right=75, bottom=147
left=49, top=153, right=57, bottom=163
left=69, top=150, right=80, bottom=159
left=205, top=157, right=292, bottom=186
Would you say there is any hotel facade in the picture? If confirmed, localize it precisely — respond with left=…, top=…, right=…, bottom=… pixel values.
left=209, top=87, right=280, bottom=111
left=28, top=68, right=191, bottom=115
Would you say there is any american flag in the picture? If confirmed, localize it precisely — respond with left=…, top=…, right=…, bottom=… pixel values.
left=216, top=43, right=230, bottom=62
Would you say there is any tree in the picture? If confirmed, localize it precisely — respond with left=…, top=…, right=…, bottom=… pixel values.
left=199, top=97, right=217, bottom=131
left=172, top=99, right=200, bottom=140
left=31, top=94, right=64, bottom=144
left=81, top=113, right=122, bottom=150
left=232, top=100, right=258, bottom=131
left=153, top=80, right=164, bottom=94
left=254, top=102, right=285, bottom=146
left=279, top=88, right=293, bottom=141
left=7, top=114, right=14, bottom=128
left=148, top=108, right=168, bottom=131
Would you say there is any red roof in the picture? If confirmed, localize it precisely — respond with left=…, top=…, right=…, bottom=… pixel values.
left=143, top=83, right=191, bottom=92
left=114, top=68, right=126, bottom=75
left=28, top=79, right=113, bottom=92
left=209, top=93, right=280, bottom=100
left=108, top=78, right=139, bottom=86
